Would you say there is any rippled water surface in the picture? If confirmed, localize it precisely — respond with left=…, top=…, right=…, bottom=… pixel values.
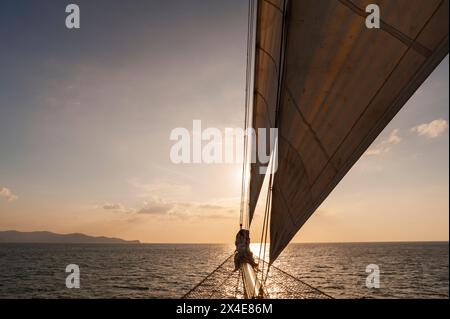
left=0, top=242, right=448, bottom=298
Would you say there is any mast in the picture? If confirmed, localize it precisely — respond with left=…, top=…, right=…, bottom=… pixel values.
left=237, top=0, right=269, bottom=299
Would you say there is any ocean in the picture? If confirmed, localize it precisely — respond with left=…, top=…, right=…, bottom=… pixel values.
left=0, top=242, right=448, bottom=299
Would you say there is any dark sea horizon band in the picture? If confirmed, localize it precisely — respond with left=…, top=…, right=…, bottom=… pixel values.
left=0, top=242, right=448, bottom=299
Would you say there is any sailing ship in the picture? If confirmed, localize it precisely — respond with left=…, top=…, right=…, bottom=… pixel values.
left=184, top=0, right=449, bottom=299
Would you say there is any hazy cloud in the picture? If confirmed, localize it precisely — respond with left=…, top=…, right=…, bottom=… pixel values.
left=137, top=198, right=175, bottom=215
left=128, top=179, right=192, bottom=200
left=136, top=197, right=234, bottom=219
left=103, top=203, right=122, bottom=210
left=124, top=179, right=237, bottom=219
left=100, top=203, right=134, bottom=213
left=198, top=204, right=228, bottom=210
left=0, top=186, right=18, bottom=202
left=411, top=119, right=448, bottom=138
left=365, top=129, right=402, bottom=156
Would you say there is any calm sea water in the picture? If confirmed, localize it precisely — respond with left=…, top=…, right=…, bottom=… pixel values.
left=0, top=242, right=448, bottom=299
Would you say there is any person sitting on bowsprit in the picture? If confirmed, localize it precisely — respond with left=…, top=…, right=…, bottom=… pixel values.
left=234, top=229, right=258, bottom=271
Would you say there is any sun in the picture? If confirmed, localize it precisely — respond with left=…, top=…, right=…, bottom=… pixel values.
left=229, top=164, right=246, bottom=189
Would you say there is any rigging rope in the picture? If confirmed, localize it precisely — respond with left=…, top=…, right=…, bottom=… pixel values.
left=239, top=0, right=255, bottom=230
left=255, top=152, right=275, bottom=296
left=239, top=0, right=251, bottom=229
left=256, top=0, right=288, bottom=285
left=239, top=0, right=276, bottom=298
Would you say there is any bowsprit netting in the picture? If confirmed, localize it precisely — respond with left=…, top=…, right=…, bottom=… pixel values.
left=182, top=254, right=332, bottom=299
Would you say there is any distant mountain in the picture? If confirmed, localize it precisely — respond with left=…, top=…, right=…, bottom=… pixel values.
left=0, top=230, right=140, bottom=244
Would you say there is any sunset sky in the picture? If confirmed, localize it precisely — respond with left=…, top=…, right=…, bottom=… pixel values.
left=0, top=0, right=448, bottom=244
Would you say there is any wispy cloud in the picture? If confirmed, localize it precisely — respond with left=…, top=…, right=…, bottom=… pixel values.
left=0, top=186, right=18, bottom=202
left=365, top=129, right=402, bottom=156
left=137, top=198, right=175, bottom=215
left=411, top=119, right=448, bottom=138
left=101, top=179, right=237, bottom=220
left=128, top=179, right=192, bottom=200
left=136, top=197, right=235, bottom=220
left=102, top=203, right=122, bottom=210
left=100, top=203, right=134, bottom=213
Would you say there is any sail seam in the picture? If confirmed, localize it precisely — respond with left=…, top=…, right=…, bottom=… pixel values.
left=272, top=184, right=297, bottom=227
left=261, top=0, right=283, bottom=13
left=284, top=86, right=338, bottom=172
left=337, top=0, right=435, bottom=58
left=278, top=134, right=313, bottom=187
left=256, top=46, right=280, bottom=75
left=254, top=90, right=275, bottom=127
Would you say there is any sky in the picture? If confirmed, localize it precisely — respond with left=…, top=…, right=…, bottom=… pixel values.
left=0, top=0, right=448, bottom=243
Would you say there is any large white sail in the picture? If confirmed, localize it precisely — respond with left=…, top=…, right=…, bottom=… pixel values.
left=249, top=0, right=449, bottom=262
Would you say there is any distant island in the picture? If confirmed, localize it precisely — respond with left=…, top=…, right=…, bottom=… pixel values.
left=0, top=230, right=140, bottom=244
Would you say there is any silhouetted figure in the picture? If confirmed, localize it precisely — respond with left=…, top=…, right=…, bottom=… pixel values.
left=234, top=229, right=258, bottom=271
